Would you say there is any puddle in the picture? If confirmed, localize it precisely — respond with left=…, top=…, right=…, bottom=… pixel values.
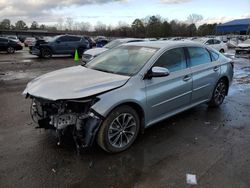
left=0, top=70, right=40, bottom=81
left=20, top=59, right=32, bottom=63
left=0, top=61, right=14, bottom=64
left=234, top=66, right=250, bottom=84
left=242, top=67, right=250, bottom=72
left=229, top=83, right=250, bottom=96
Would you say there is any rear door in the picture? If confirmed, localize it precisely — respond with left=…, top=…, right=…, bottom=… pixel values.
left=66, top=36, right=81, bottom=54
left=53, top=36, right=69, bottom=54
left=145, top=47, right=192, bottom=124
left=187, top=47, right=221, bottom=103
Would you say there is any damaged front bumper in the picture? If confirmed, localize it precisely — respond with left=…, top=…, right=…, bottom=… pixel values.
left=235, top=47, right=250, bottom=58
left=30, top=97, right=102, bottom=149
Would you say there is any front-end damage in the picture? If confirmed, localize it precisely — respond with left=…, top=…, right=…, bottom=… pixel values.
left=29, top=96, right=103, bottom=150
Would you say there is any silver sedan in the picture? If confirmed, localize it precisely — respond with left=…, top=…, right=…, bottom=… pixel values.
left=23, top=41, right=234, bottom=153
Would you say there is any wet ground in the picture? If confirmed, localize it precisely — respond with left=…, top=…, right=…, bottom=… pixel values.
left=0, top=48, right=250, bottom=188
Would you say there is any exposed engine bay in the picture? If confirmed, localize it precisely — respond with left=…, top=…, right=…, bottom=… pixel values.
left=29, top=96, right=102, bottom=150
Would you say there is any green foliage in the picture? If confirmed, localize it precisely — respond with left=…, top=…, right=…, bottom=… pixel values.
left=0, top=19, right=11, bottom=30
left=0, top=16, right=218, bottom=37
left=15, top=20, right=28, bottom=30
left=30, top=21, right=39, bottom=30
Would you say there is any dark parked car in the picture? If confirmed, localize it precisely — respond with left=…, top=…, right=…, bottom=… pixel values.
left=96, top=38, right=109, bottom=47
left=30, top=35, right=90, bottom=58
left=84, top=36, right=96, bottom=48
left=0, top=37, right=23, bottom=53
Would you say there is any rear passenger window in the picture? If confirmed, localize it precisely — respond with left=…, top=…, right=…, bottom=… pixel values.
left=154, top=48, right=187, bottom=72
left=68, top=36, right=81, bottom=42
left=206, top=39, right=214, bottom=45
left=188, top=47, right=211, bottom=67
left=209, top=50, right=220, bottom=61
left=59, top=36, right=69, bottom=42
left=214, top=39, right=221, bottom=44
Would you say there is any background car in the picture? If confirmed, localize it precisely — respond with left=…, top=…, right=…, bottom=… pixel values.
left=24, top=37, right=36, bottom=47
left=82, top=38, right=146, bottom=63
left=5, top=35, right=20, bottom=43
left=95, top=38, right=109, bottom=47
left=29, top=35, right=90, bottom=58
left=235, top=39, right=250, bottom=58
left=24, top=41, right=233, bottom=153
left=0, top=37, right=23, bottom=53
left=194, top=38, right=227, bottom=53
left=84, top=36, right=96, bottom=48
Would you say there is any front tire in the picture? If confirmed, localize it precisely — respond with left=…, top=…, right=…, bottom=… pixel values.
left=97, top=105, right=140, bottom=153
left=7, top=46, right=15, bottom=54
left=208, top=79, right=228, bottom=107
left=41, top=48, right=52, bottom=58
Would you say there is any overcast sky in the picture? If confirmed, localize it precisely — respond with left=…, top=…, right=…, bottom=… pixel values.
left=0, top=0, right=249, bottom=26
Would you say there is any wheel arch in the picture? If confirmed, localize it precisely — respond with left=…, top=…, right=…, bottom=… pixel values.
left=101, top=101, right=146, bottom=133
left=218, top=76, right=229, bottom=95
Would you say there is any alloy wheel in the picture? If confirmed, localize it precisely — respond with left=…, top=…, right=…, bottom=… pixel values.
left=214, top=82, right=227, bottom=105
left=108, top=113, right=137, bottom=149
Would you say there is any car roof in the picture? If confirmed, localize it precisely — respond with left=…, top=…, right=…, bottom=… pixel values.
left=122, top=40, right=204, bottom=49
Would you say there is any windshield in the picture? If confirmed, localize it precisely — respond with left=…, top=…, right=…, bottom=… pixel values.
left=86, top=45, right=158, bottom=76
left=104, top=40, right=124, bottom=49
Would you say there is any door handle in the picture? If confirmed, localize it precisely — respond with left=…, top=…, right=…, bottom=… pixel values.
left=213, top=66, right=219, bottom=72
left=183, top=75, right=191, bottom=82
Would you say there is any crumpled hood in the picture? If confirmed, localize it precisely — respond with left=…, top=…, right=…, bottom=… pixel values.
left=84, top=48, right=108, bottom=56
left=23, top=66, right=130, bottom=100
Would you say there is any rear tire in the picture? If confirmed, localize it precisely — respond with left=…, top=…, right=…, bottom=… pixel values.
left=7, top=46, right=15, bottom=54
left=208, top=79, right=228, bottom=107
left=41, top=48, right=52, bottom=58
left=97, top=105, right=140, bottom=153
left=219, top=49, right=225, bottom=53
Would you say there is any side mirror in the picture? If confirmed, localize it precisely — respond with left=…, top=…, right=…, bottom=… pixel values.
left=145, top=66, right=170, bottom=79
left=205, top=42, right=210, bottom=45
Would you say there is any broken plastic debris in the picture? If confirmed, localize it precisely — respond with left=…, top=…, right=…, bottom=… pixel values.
left=204, top=121, right=211, bottom=125
left=52, top=168, right=56, bottom=173
left=186, top=174, right=197, bottom=185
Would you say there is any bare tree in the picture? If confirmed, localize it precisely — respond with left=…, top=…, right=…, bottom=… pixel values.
left=79, top=22, right=91, bottom=32
left=57, top=18, right=64, bottom=30
left=65, top=17, right=74, bottom=30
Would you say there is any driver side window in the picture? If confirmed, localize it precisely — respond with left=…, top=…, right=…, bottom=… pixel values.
left=154, top=48, right=187, bottom=72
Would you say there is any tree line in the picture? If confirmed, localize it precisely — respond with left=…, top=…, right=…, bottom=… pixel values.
left=0, top=14, right=218, bottom=37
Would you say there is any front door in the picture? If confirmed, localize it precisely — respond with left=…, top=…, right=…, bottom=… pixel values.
left=145, top=47, right=193, bottom=125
